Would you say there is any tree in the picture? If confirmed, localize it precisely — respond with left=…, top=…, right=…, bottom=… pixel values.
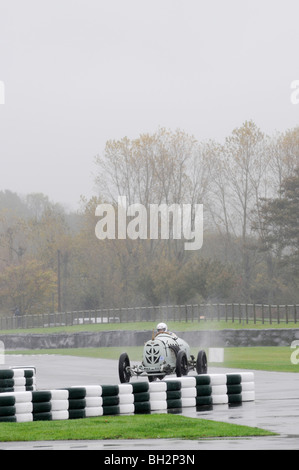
left=268, top=127, right=299, bottom=196
left=208, top=121, right=269, bottom=300
left=255, top=167, right=299, bottom=301
left=0, top=259, right=57, bottom=314
left=94, top=128, right=211, bottom=261
left=136, top=256, right=236, bottom=305
left=0, top=210, right=27, bottom=266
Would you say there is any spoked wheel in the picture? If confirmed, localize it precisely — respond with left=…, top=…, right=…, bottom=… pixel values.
left=118, top=352, right=131, bottom=383
left=176, top=350, right=188, bottom=377
left=196, top=350, right=208, bottom=374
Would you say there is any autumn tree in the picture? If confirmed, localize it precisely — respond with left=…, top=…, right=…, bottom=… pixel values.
left=207, top=121, right=269, bottom=300
left=267, top=127, right=299, bottom=196
left=0, top=259, right=57, bottom=314
left=137, top=256, right=236, bottom=305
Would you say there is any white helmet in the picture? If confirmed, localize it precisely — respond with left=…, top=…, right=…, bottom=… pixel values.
left=157, top=322, right=167, bottom=332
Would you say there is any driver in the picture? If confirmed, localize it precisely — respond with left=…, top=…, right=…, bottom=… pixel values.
left=156, top=322, right=177, bottom=339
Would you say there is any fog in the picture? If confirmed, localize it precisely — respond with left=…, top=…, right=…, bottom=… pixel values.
left=0, top=0, right=299, bottom=210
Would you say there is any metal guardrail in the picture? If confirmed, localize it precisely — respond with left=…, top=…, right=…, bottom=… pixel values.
left=0, top=303, right=298, bottom=330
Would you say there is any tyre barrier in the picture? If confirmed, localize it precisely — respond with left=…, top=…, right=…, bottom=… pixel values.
left=0, top=368, right=36, bottom=394
left=0, top=372, right=254, bottom=423
left=165, top=373, right=255, bottom=408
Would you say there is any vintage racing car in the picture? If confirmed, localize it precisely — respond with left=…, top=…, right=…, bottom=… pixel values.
left=118, top=329, right=208, bottom=383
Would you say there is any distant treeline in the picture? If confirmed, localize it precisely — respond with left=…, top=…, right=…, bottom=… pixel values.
left=0, top=121, right=298, bottom=315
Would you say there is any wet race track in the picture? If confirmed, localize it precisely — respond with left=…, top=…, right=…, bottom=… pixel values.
left=1, top=354, right=299, bottom=450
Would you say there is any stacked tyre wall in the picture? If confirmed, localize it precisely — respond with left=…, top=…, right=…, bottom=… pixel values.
left=0, top=368, right=36, bottom=393
left=0, top=369, right=254, bottom=423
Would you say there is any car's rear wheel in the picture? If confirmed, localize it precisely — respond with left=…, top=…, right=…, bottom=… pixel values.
left=196, top=350, right=208, bottom=374
left=118, top=352, right=131, bottom=383
left=176, top=350, right=188, bottom=377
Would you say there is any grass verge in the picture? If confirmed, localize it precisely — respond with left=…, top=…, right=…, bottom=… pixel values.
left=0, top=414, right=275, bottom=442
left=0, top=320, right=298, bottom=335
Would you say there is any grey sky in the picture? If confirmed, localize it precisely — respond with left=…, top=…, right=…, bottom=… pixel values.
left=0, top=0, right=298, bottom=210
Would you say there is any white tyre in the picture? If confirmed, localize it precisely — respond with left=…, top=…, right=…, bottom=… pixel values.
left=85, top=397, right=103, bottom=407
left=212, top=394, right=228, bottom=404
left=11, top=392, right=32, bottom=403
left=177, top=377, right=196, bottom=388
left=241, top=382, right=255, bottom=391
left=52, top=410, right=69, bottom=420
left=209, top=374, right=226, bottom=386
left=119, top=404, right=135, bottom=414
left=150, top=400, right=167, bottom=411
left=119, top=394, right=134, bottom=405
left=148, top=382, right=167, bottom=392
left=181, top=397, right=196, bottom=407
left=241, top=391, right=255, bottom=401
left=16, top=413, right=33, bottom=422
left=50, top=400, right=69, bottom=411
left=150, top=392, right=167, bottom=401
left=118, top=384, right=133, bottom=395
left=240, top=372, right=254, bottom=382
left=15, top=402, right=33, bottom=414
left=211, top=385, right=227, bottom=395
left=85, top=407, right=104, bottom=417
left=50, top=390, right=69, bottom=400
left=181, top=388, right=196, bottom=398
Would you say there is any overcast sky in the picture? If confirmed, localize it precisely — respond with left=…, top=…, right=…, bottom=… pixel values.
left=0, top=0, right=299, bottom=211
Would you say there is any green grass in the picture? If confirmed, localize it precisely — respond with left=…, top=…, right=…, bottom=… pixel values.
left=221, top=347, right=298, bottom=372
left=0, top=319, right=298, bottom=335
left=0, top=414, right=274, bottom=442
left=7, top=345, right=299, bottom=372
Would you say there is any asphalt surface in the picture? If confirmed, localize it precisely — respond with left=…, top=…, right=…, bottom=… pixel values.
left=0, top=354, right=299, bottom=450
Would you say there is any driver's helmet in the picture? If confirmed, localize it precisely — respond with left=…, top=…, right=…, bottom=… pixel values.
left=156, top=322, right=167, bottom=333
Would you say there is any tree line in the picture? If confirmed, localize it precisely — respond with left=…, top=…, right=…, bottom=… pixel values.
left=0, top=120, right=298, bottom=315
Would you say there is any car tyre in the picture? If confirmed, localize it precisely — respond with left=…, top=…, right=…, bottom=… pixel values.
left=176, top=350, right=188, bottom=377
left=196, top=350, right=208, bottom=374
left=118, top=352, right=131, bottom=383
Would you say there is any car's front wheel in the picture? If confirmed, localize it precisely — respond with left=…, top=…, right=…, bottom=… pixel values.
left=118, top=352, right=131, bottom=383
